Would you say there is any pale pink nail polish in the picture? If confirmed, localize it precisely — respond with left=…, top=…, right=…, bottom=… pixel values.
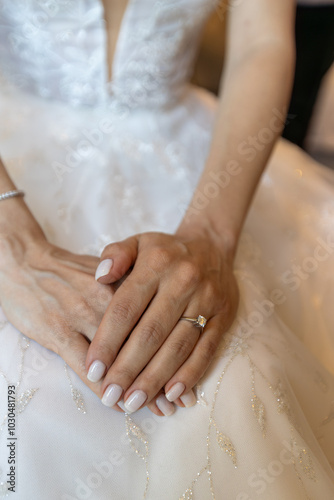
left=180, top=390, right=197, bottom=408
left=101, top=384, right=123, bottom=407
left=165, top=382, right=185, bottom=402
left=95, top=259, right=113, bottom=280
left=156, top=395, right=175, bottom=416
left=117, top=400, right=126, bottom=412
left=87, top=360, right=106, bottom=383
left=124, top=390, right=147, bottom=413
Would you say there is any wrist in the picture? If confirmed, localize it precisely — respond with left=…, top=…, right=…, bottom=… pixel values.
left=0, top=232, right=49, bottom=279
left=0, top=198, right=47, bottom=265
left=175, top=215, right=238, bottom=264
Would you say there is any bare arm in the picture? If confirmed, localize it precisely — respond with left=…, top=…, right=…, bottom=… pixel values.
left=177, top=0, right=296, bottom=254
left=0, top=158, right=46, bottom=247
left=0, top=158, right=118, bottom=408
left=86, top=0, right=297, bottom=416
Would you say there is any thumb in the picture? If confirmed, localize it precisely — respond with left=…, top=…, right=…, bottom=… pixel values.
left=95, top=235, right=139, bottom=284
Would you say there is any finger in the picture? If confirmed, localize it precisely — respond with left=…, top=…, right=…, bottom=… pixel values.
left=98, top=285, right=190, bottom=396
left=147, top=393, right=176, bottom=417
left=117, top=390, right=176, bottom=417
left=51, top=283, right=114, bottom=343
left=95, top=235, right=139, bottom=284
left=53, top=329, right=137, bottom=414
left=49, top=329, right=104, bottom=400
left=165, top=314, right=226, bottom=398
left=118, top=317, right=202, bottom=412
left=168, top=390, right=197, bottom=409
left=86, top=262, right=158, bottom=380
left=45, top=246, right=101, bottom=275
left=103, top=294, right=214, bottom=412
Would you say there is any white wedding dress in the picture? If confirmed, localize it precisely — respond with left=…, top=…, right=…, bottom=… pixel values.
left=0, top=1, right=333, bottom=499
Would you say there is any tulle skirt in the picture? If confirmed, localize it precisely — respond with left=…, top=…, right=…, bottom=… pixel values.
left=0, top=80, right=333, bottom=499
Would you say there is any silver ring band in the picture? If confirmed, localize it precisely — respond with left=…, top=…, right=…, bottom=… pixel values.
left=0, top=189, right=25, bottom=202
left=180, top=315, right=207, bottom=332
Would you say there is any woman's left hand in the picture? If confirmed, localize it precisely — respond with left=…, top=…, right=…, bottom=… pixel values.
left=86, top=230, right=239, bottom=415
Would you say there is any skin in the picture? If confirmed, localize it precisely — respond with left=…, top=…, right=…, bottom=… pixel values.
left=0, top=0, right=295, bottom=416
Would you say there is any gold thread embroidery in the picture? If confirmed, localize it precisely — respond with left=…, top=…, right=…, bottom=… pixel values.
left=16, top=388, right=38, bottom=413
left=64, top=363, right=87, bottom=414
left=125, top=415, right=150, bottom=498
left=251, top=392, right=266, bottom=438
left=215, top=427, right=237, bottom=467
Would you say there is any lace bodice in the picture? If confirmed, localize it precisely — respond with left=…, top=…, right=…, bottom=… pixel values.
left=0, top=0, right=216, bottom=108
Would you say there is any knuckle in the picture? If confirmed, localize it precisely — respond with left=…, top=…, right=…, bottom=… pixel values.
left=168, top=337, right=193, bottom=360
left=139, top=320, right=165, bottom=347
left=202, top=279, right=218, bottom=301
left=95, top=287, right=114, bottom=309
left=168, top=291, right=183, bottom=310
left=148, top=246, right=171, bottom=271
left=112, top=300, right=136, bottom=325
left=74, top=298, right=98, bottom=325
left=178, top=261, right=201, bottom=287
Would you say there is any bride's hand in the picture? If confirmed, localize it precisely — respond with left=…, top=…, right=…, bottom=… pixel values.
left=86, top=230, right=239, bottom=415
left=0, top=237, right=115, bottom=391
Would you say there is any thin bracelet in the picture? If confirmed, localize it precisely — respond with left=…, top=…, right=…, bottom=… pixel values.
left=0, top=190, right=25, bottom=202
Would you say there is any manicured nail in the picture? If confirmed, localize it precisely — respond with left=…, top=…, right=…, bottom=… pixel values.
left=117, top=400, right=126, bottom=412
left=124, top=390, right=147, bottom=413
left=87, top=360, right=106, bottom=383
left=156, top=394, right=175, bottom=416
left=95, top=259, right=113, bottom=280
left=165, top=382, right=185, bottom=402
left=180, top=389, right=197, bottom=408
left=101, top=384, right=123, bottom=407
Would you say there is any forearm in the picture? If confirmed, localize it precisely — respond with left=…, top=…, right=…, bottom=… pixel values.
left=178, top=43, right=295, bottom=257
left=0, top=157, right=46, bottom=248
left=178, top=0, right=296, bottom=258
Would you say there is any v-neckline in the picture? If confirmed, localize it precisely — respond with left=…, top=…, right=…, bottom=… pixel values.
left=100, top=0, right=134, bottom=84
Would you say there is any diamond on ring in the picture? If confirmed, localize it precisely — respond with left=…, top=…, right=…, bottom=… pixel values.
left=196, top=315, right=207, bottom=328
left=180, top=315, right=208, bottom=332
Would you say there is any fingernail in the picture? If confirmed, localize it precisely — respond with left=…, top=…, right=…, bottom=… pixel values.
left=117, top=400, right=126, bottom=412
left=124, top=390, right=147, bottom=413
left=165, top=382, right=185, bottom=402
left=156, top=394, right=175, bottom=416
left=95, top=259, right=113, bottom=280
left=87, top=360, right=106, bottom=383
left=180, top=389, right=197, bottom=408
left=101, top=384, right=123, bottom=407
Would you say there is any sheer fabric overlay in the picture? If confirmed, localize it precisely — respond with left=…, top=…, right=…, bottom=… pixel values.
left=0, top=1, right=333, bottom=498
